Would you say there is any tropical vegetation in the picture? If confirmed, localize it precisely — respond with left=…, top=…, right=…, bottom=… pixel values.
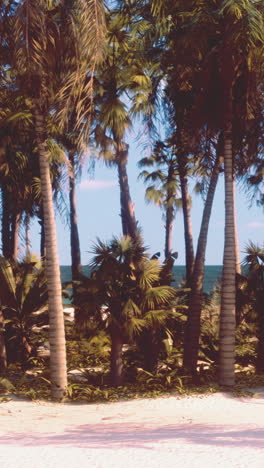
left=0, top=0, right=263, bottom=401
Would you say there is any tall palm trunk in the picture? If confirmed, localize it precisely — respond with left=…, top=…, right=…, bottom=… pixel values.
left=219, top=103, right=236, bottom=386
left=183, top=140, right=222, bottom=375
left=25, top=212, right=31, bottom=257
left=116, top=141, right=139, bottom=242
left=164, top=204, right=174, bottom=259
left=110, top=325, right=124, bottom=387
left=35, top=109, right=67, bottom=400
left=10, top=212, right=21, bottom=261
left=68, top=150, right=82, bottom=281
left=233, top=181, right=241, bottom=275
left=39, top=207, right=46, bottom=259
left=178, top=156, right=194, bottom=285
left=0, top=306, right=7, bottom=374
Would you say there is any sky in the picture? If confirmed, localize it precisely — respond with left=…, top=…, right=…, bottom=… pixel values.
left=29, top=127, right=264, bottom=266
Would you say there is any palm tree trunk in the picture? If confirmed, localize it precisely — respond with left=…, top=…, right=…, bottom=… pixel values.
left=140, top=329, right=159, bottom=374
left=116, top=141, right=139, bottom=242
left=0, top=306, right=7, bottom=374
left=35, top=108, right=67, bottom=400
left=233, top=181, right=241, bottom=275
left=165, top=204, right=174, bottom=259
left=117, top=159, right=138, bottom=241
left=183, top=140, right=222, bottom=375
left=39, top=207, right=46, bottom=259
left=25, top=212, right=31, bottom=257
left=10, top=212, right=21, bottom=261
left=110, top=325, right=124, bottom=387
left=178, top=156, right=194, bottom=285
left=68, top=150, right=82, bottom=281
left=219, top=107, right=236, bottom=386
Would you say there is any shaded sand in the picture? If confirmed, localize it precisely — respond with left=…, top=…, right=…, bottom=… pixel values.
left=1, top=392, right=264, bottom=467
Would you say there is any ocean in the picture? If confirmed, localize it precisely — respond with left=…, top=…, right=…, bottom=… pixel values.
left=60, top=265, right=223, bottom=295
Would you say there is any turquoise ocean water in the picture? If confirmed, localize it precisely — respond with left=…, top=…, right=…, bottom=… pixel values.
left=60, top=265, right=223, bottom=295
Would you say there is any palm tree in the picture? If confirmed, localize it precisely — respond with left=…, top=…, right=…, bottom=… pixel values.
left=59, top=134, right=82, bottom=282
left=94, top=11, right=140, bottom=242
left=138, top=140, right=181, bottom=259
left=183, top=133, right=223, bottom=374
left=11, top=0, right=105, bottom=399
left=78, top=236, right=177, bottom=386
left=241, top=243, right=264, bottom=373
left=152, top=0, right=264, bottom=385
left=0, top=255, right=48, bottom=366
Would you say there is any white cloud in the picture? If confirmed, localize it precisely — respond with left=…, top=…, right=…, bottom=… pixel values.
left=246, top=222, right=264, bottom=229
left=79, top=179, right=117, bottom=190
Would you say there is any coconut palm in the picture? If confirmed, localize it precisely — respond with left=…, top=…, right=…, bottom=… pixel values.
left=138, top=140, right=181, bottom=259
left=93, top=11, right=140, bottom=241
left=11, top=0, right=105, bottom=399
left=152, top=0, right=264, bottom=386
left=183, top=133, right=223, bottom=374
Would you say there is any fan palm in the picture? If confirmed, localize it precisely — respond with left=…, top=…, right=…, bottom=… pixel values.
left=11, top=0, right=105, bottom=399
left=241, top=243, right=264, bottom=372
left=77, top=236, right=177, bottom=386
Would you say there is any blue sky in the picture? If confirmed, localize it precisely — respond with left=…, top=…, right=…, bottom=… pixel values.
left=29, top=129, right=264, bottom=266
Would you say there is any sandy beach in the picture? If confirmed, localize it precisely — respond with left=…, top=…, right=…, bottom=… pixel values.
left=1, top=391, right=264, bottom=468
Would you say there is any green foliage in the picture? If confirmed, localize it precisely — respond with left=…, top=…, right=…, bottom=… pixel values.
left=0, top=255, right=48, bottom=364
left=136, top=369, right=189, bottom=393
left=0, top=377, right=15, bottom=393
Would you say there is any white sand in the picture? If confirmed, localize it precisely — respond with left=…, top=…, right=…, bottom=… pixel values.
left=1, top=392, right=264, bottom=468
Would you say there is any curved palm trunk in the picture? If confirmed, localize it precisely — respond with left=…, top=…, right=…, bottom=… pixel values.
left=35, top=109, right=67, bottom=400
left=219, top=116, right=236, bottom=386
left=178, top=156, right=194, bottom=285
left=183, top=144, right=222, bottom=375
left=110, top=325, right=124, bottom=387
left=69, top=150, right=82, bottom=281
left=116, top=142, right=139, bottom=242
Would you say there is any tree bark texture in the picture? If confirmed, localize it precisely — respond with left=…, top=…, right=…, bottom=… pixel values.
left=233, top=180, right=241, bottom=275
left=164, top=197, right=174, bottom=259
left=219, top=122, right=236, bottom=386
left=178, top=156, right=194, bottom=285
left=25, top=212, right=31, bottom=257
left=183, top=145, right=222, bottom=375
left=0, top=307, right=7, bottom=374
left=68, top=150, right=82, bottom=281
left=10, top=212, right=21, bottom=261
left=116, top=142, right=139, bottom=242
left=35, top=109, right=67, bottom=400
left=39, top=208, right=46, bottom=260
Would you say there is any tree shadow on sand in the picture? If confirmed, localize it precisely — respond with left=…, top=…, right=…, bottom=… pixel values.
left=1, top=423, right=264, bottom=450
